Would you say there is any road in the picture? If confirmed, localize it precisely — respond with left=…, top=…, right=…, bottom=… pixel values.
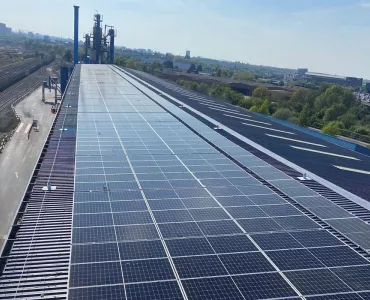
left=0, top=87, right=56, bottom=249
left=123, top=68, right=370, bottom=202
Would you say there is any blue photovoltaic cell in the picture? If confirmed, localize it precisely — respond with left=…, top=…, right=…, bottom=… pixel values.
left=69, top=285, right=126, bottom=300
left=189, top=208, right=230, bottom=221
left=273, top=216, right=321, bottom=230
left=285, top=269, right=352, bottom=295
left=290, top=230, right=344, bottom=247
left=158, top=222, right=203, bottom=238
left=153, top=209, right=193, bottom=223
left=166, top=237, right=215, bottom=256
left=207, top=235, right=257, bottom=253
left=72, top=227, right=116, bottom=243
left=73, top=213, right=114, bottom=227
left=238, top=218, right=283, bottom=233
left=69, top=262, right=123, bottom=287
left=248, top=194, right=287, bottom=205
left=197, top=220, right=243, bottom=235
left=71, top=243, right=120, bottom=263
left=233, top=272, right=298, bottom=299
left=266, top=249, right=325, bottom=270
left=125, top=281, right=184, bottom=300
left=309, top=246, right=370, bottom=267
left=115, top=224, right=159, bottom=241
left=113, top=211, right=153, bottom=225
left=181, top=197, right=220, bottom=209
left=182, top=276, right=244, bottom=300
left=331, top=266, right=370, bottom=291
left=110, top=200, right=147, bottom=212
left=219, top=252, right=276, bottom=274
left=74, top=191, right=110, bottom=202
left=225, top=206, right=268, bottom=219
left=74, top=202, right=111, bottom=214
left=260, top=204, right=303, bottom=217
left=250, top=232, right=303, bottom=250
left=118, top=240, right=166, bottom=260
left=148, top=199, right=186, bottom=210
left=306, top=294, right=363, bottom=300
left=215, top=196, right=255, bottom=207
left=174, top=255, right=228, bottom=278
left=144, top=189, right=178, bottom=200
left=122, top=258, right=175, bottom=283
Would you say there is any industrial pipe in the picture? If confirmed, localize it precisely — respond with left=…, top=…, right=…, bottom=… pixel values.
left=109, top=29, right=114, bottom=64
left=73, top=6, right=79, bottom=65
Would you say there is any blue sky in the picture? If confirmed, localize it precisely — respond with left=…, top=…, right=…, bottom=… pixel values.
left=2, top=0, right=370, bottom=78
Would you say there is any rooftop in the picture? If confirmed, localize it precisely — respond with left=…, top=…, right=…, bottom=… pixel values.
left=1, top=65, right=370, bottom=299
left=305, top=72, right=346, bottom=80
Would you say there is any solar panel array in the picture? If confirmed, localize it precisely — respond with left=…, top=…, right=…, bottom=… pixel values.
left=68, top=65, right=370, bottom=300
left=122, top=66, right=370, bottom=252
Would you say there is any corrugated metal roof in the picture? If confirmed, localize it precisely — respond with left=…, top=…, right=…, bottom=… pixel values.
left=0, top=65, right=80, bottom=300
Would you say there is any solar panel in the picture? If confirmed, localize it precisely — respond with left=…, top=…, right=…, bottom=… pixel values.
left=266, top=249, right=325, bottom=270
left=125, top=281, right=184, bottom=300
left=182, top=276, right=245, bottom=300
left=118, top=240, right=166, bottom=260
left=284, top=269, right=352, bottom=295
left=66, top=65, right=370, bottom=300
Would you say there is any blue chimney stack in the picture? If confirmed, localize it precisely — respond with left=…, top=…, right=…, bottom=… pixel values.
left=73, top=6, right=79, bottom=65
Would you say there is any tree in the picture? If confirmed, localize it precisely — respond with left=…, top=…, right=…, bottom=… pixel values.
left=287, top=116, right=300, bottom=125
left=268, top=102, right=279, bottom=114
left=63, top=49, right=73, bottom=62
left=323, top=103, right=347, bottom=123
left=249, top=106, right=259, bottom=112
left=273, top=108, right=293, bottom=120
left=299, top=104, right=311, bottom=126
left=238, top=98, right=255, bottom=109
left=233, top=70, right=254, bottom=81
left=259, top=99, right=270, bottom=115
left=198, top=83, right=209, bottom=94
left=315, top=85, right=357, bottom=111
left=338, top=113, right=356, bottom=129
left=163, top=60, right=174, bottom=69
left=187, top=64, right=196, bottom=73
left=196, top=65, right=203, bottom=73
left=252, top=86, right=269, bottom=99
left=353, top=126, right=370, bottom=136
left=289, top=88, right=316, bottom=112
left=322, top=121, right=342, bottom=136
left=216, top=68, right=221, bottom=77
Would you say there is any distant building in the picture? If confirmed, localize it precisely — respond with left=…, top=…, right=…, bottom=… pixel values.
left=305, top=72, right=363, bottom=87
left=296, top=68, right=308, bottom=74
left=185, top=50, right=190, bottom=59
left=365, top=83, right=370, bottom=93
left=174, top=62, right=192, bottom=71
left=0, top=22, right=12, bottom=35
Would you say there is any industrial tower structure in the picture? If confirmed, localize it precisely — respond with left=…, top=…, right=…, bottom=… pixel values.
left=83, top=13, right=116, bottom=64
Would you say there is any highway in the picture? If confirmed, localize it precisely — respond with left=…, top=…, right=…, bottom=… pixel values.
left=122, top=68, right=370, bottom=202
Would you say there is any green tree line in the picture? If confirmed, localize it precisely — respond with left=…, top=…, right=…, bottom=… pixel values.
left=115, top=54, right=370, bottom=142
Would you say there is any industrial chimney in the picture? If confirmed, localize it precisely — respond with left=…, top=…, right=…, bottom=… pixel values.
left=73, top=6, right=79, bottom=65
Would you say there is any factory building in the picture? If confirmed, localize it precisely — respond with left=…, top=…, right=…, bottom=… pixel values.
left=0, top=23, right=12, bottom=35
left=305, top=72, right=363, bottom=87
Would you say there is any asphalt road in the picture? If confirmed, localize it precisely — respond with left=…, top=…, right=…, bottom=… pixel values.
left=124, top=69, right=370, bottom=202
left=0, top=88, right=56, bottom=249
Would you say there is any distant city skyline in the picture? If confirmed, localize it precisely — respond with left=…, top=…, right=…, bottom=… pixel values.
left=1, top=0, right=370, bottom=78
